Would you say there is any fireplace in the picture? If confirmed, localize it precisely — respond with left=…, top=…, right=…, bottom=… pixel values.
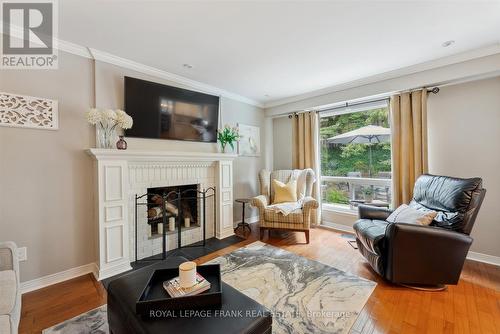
left=146, top=184, right=200, bottom=238
left=86, top=148, right=235, bottom=280
left=134, top=182, right=216, bottom=261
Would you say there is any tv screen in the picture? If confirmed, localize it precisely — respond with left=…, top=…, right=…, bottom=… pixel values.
left=124, top=76, right=219, bottom=143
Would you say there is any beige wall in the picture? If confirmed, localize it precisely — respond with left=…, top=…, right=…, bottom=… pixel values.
left=0, top=52, right=265, bottom=282
left=0, top=53, right=96, bottom=281
left=427, top=76, right=500, bottom=257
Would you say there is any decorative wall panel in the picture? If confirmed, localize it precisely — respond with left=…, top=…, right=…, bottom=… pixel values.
left=0, top=92, right=58, bottom=130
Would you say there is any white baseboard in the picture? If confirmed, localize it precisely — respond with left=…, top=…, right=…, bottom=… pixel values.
left=466, top=251, right=500, bottom=266
left=20, top=231, right=499, bottom=294
left=21, top=262, right=98, bottom=294
left=95, top=262, right=132, bottom=281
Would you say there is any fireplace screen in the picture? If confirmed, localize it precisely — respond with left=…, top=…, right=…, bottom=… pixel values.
left=134, top=185, right=215, bottom=261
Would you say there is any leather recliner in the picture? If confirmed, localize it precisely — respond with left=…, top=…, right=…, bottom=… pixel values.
left=353, top=174, right=486, bottom=286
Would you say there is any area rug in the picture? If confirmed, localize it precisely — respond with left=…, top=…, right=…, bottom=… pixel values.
left=43, top=241, right=375, bottom=334
left=42, top=305, right=108, bottom=333
left=206, top=241, right=376, bottom=334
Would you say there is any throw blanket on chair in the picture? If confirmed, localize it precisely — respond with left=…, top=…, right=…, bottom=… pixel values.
left=267, top=200, right=303, bottom=216
left=267, top=169, right=307, bottom=216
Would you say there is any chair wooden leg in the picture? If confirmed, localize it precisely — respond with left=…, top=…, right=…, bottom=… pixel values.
left=260, top=228, right=264, bottom=240
left=305, top=230, right=310, bottom=244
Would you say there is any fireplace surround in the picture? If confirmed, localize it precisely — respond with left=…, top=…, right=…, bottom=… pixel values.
left=86, top=149, right=236, bottom=280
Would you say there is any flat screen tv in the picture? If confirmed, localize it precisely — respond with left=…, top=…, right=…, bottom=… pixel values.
left=124, top=76, right=219, bottom=143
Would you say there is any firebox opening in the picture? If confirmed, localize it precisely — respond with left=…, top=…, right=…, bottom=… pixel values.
left=146, top=184, right=199, bottom=238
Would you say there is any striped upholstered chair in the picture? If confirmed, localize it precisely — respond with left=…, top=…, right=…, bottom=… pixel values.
left=251, top=169, right=318, bottom=243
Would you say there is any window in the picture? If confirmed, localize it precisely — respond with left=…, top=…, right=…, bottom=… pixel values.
left=319, top=99, right=391, bottom=212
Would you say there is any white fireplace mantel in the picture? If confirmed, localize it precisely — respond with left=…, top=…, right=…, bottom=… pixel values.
left=86, top=148, right=238, bottom=161
left=86, top=148, right=236, bottom=280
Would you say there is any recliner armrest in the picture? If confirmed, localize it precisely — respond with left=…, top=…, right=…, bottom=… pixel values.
left=385, top=223, right=472, bottom=285
left=358, top=205, right=393, bottom=220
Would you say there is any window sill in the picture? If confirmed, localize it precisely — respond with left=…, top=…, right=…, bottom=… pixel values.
left=322, top=203, right=358, bottom=216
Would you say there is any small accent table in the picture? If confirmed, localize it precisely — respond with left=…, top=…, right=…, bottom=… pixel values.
left=235, top=198, right=252, bottom=232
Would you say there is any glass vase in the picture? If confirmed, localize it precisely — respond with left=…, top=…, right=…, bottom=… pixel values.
left=220, top=143, right=226, bottom=153
left=97, top=125, right=116, bottom=149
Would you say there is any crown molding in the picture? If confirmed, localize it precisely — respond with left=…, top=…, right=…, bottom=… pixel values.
left=49, top=38, right=263, bottom=107
left=12, top=27, right=499, bottom=110
left=57, top=39, right=92, bottom=59
left=263, top=43, right=500, bottom=109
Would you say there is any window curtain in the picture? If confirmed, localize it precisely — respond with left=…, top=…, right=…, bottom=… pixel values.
left=390, top=89, right=428, bottom=207
left=292, top=112, right=321, bottom=226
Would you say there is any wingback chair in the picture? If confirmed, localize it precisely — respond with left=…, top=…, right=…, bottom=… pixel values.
left=353, top=174, right=486, bottom=288
left=251, top=169, right=318, bottom=243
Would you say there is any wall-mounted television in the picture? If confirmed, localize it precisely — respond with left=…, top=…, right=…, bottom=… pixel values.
left=124, top=76, right=219, bottom=143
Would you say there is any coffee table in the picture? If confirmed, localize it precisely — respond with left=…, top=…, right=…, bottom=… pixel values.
left=107, top=257, right=272, bottom=334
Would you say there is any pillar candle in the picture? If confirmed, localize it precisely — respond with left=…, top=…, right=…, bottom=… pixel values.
left=179, top=261, right=197, bottom=288
left=184, top=217, right=190, bottom=228
left=157, top=223, right=163, bottom=234
left=168, top=217, right=175, bottom=231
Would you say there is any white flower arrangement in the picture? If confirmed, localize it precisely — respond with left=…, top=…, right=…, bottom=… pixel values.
left=85, top=108, right=133, bottom=129
left=115, top=109, right=133, bottom=129
left=86, top=108, right=133, bottom=148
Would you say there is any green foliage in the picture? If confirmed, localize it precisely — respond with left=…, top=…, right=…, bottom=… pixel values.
left=340, top=143, right=366, bottom=159
left=320, top=108, right=391, bottom=177
left=217, top=125, right=239, bottom=150
left=326, top=189, right=349, bottom=204
left=362, top=187, right=374, bottom=196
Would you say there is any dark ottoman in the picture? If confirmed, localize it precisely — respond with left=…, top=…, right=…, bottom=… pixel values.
left=107, top=257, right=272, bottom=334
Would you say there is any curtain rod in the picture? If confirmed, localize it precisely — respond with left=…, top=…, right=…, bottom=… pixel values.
left=287, top=87, right=439, bottom=118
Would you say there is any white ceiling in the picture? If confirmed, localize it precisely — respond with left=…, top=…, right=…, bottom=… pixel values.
left=59, top=1, right=500, bottom=106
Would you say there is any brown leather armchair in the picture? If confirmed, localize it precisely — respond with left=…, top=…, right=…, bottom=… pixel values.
left=353, top=174, right=486, bottom=287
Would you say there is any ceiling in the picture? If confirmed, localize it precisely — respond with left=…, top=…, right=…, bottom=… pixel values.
left=59, top=1, right=500, bottom=106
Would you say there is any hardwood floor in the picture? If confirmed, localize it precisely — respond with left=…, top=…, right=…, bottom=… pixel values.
left=19, top=224, right=500, bottom=334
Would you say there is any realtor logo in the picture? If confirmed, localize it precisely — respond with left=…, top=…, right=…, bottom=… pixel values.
left=1, top=0, right=58, bottom=69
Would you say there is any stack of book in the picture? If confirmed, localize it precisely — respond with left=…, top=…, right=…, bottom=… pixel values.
left=163, top=273, right=211, bottom=298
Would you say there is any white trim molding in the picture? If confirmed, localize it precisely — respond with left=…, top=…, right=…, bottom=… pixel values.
left=466, top=251, right=500, bottom=267
left=21, top=263, right=98, bottom=294
left=18, top=234, right=499, bottom=295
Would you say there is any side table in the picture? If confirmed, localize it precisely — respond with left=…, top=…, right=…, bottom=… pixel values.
left=235, top=198, right=251, bottom=233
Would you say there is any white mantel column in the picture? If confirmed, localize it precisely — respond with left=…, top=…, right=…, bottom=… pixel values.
left=216, top=160, right=234, bottom=239
left=93, top=158, right=132, bottom=280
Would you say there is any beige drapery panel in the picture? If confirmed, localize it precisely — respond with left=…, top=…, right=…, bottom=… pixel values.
left=292, top=112, right=321, bottom=226
left=390, top=89, right=428, bottom=207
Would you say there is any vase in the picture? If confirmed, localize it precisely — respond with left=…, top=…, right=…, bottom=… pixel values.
left=116, top=135, right=127, bottom=150
left=97, top=125, right=116, bottom=149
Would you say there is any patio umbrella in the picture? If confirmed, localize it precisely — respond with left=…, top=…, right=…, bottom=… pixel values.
left=326, top=125, right=390, bottom=177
